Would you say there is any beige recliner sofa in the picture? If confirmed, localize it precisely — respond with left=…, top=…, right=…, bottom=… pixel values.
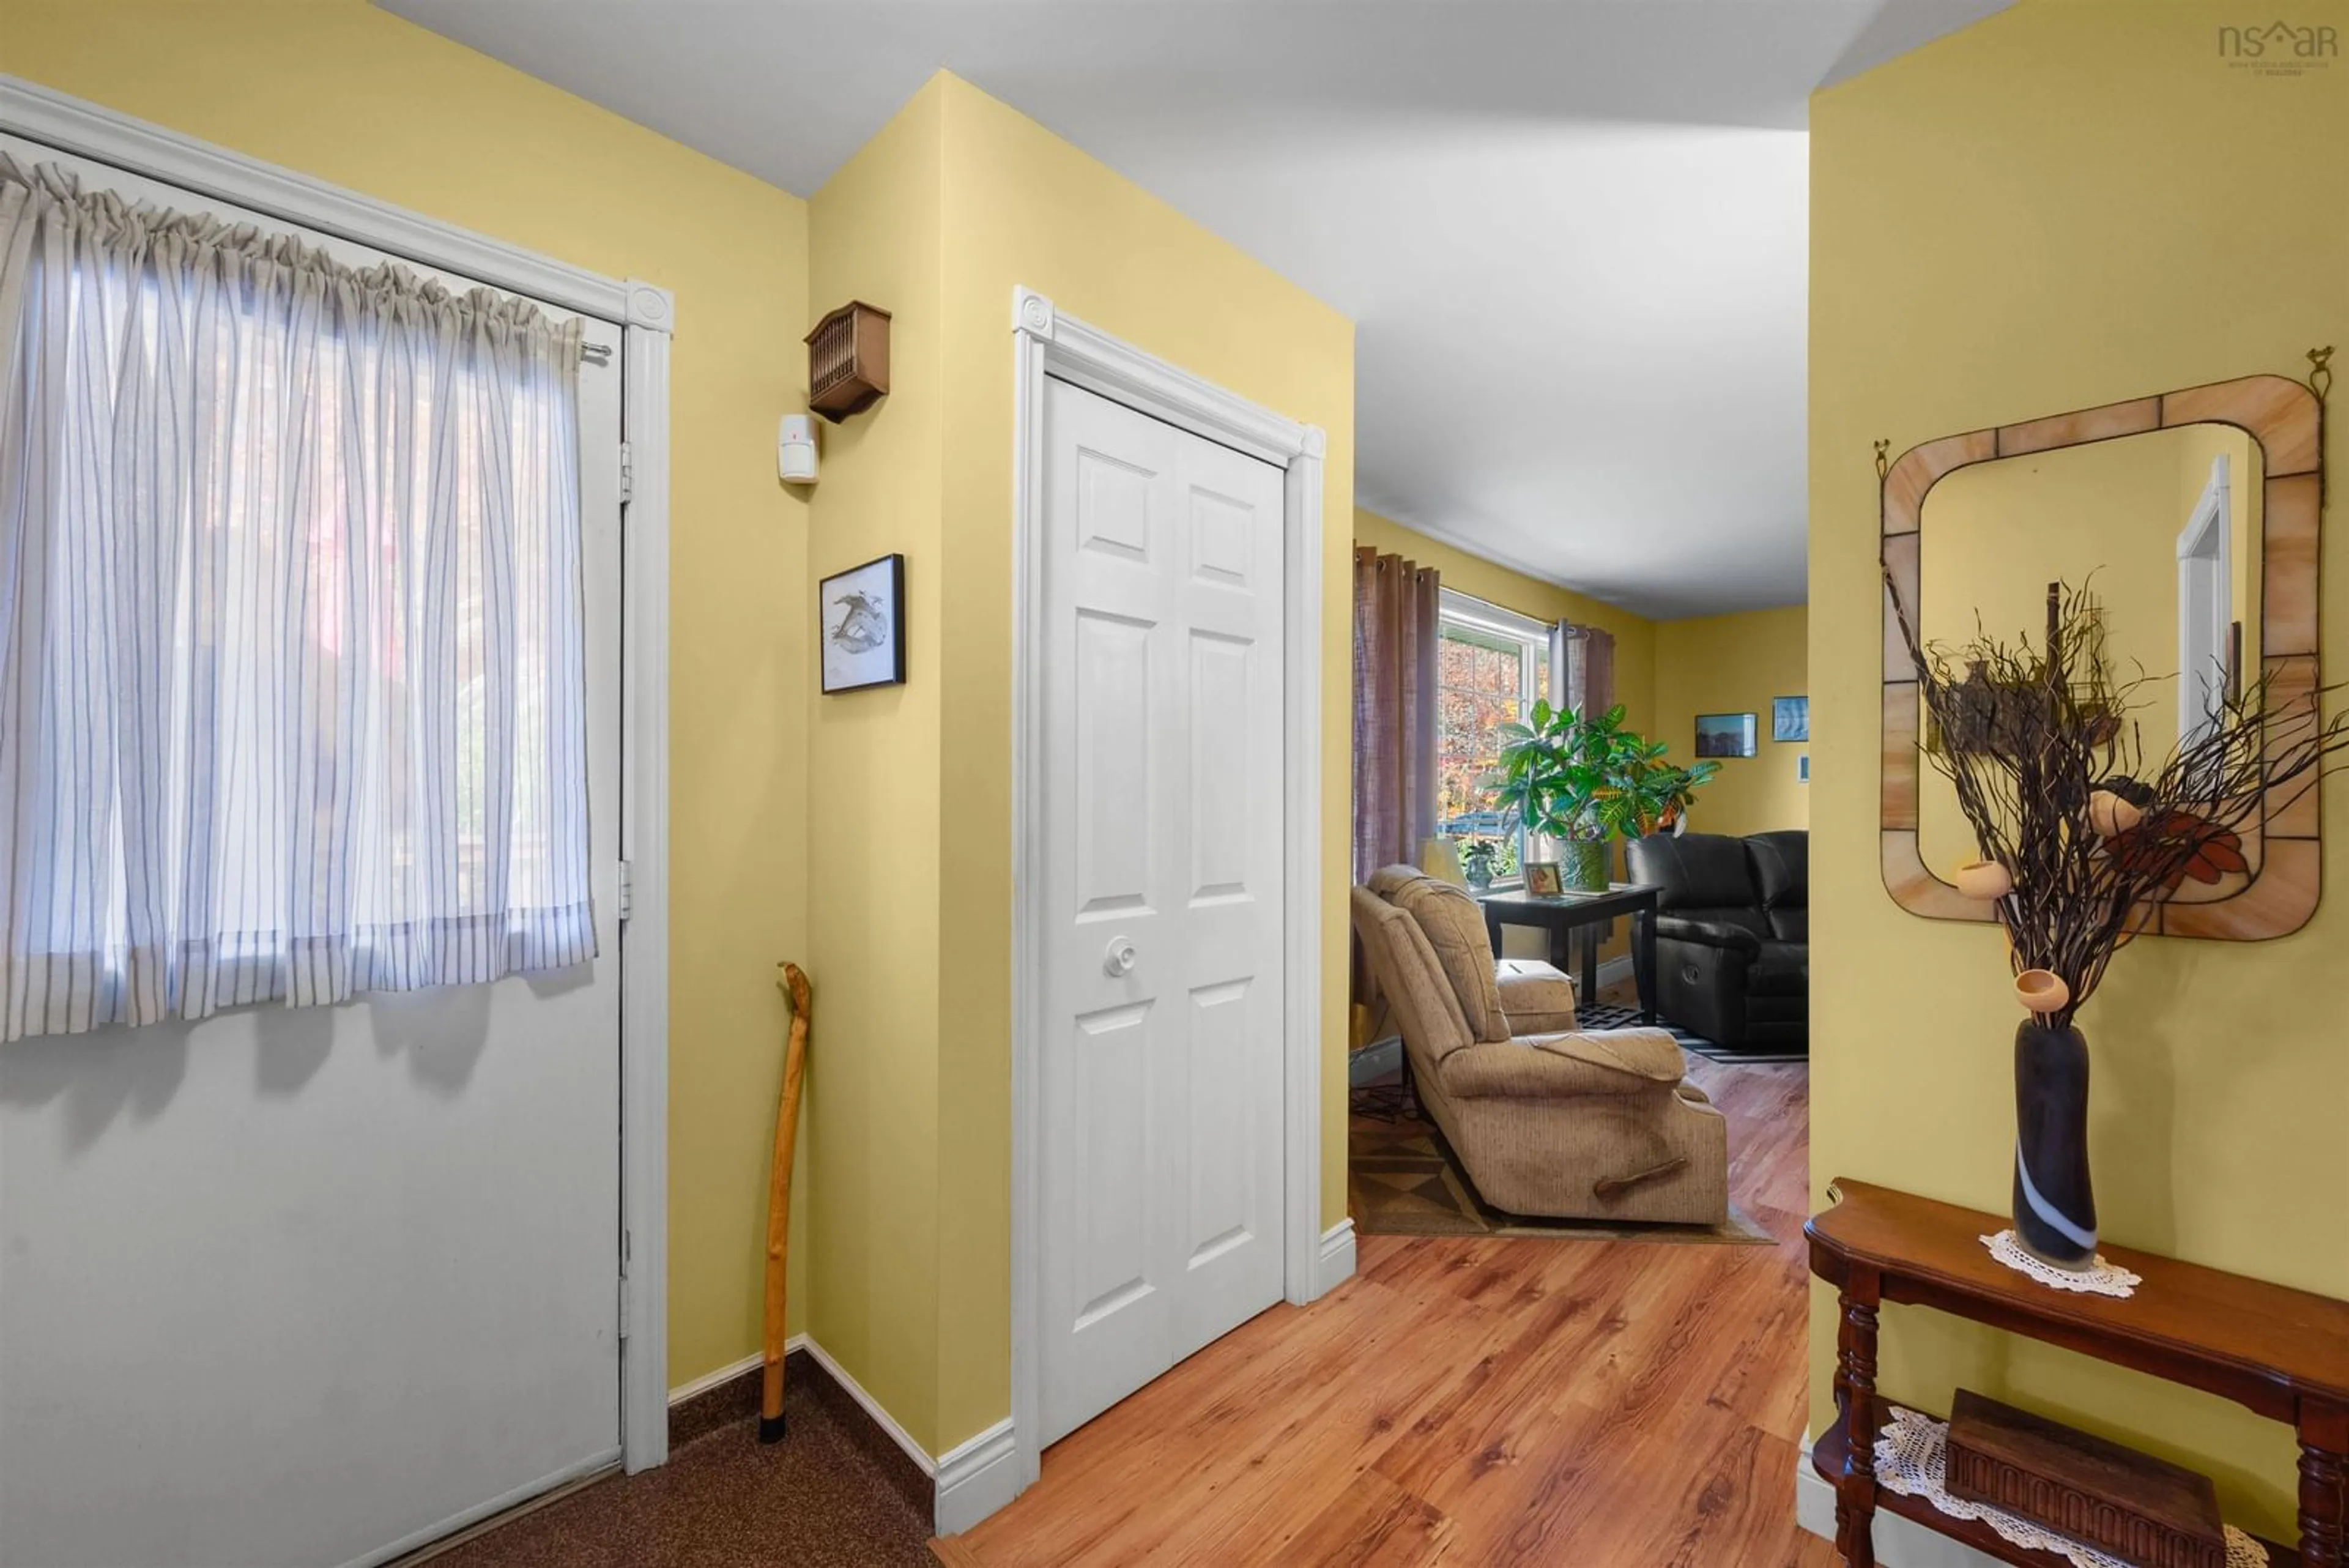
left=1352, top=864, right=1728, bottom=1225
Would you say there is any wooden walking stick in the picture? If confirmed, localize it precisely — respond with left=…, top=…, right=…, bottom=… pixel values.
left=760, top=962, right=812, bottom=1443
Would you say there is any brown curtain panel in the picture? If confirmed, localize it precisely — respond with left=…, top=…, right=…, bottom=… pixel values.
left=1351, top=548, right=1441, bottom=1036
left=1351, top=548, right=1441, bottom=882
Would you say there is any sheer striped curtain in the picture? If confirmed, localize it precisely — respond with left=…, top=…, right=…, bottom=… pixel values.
left=1550, top=620, right=1614, bottom=716
left=0, top=156, right=593, bottom=1042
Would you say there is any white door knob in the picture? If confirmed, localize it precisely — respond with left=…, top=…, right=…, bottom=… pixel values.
left=1104, top=937, right=1138, bottom=977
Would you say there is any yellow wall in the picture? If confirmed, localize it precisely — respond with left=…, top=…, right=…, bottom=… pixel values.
left=1811, top=0, right=2348, bottom=1537
left=802, top=80, right=949, bottom=1446
left=0, top=1, right=815, bottom=1388
left=804, top=73, right=1356, bottom=1455
left=1653, top=608, right=1809, bottom=839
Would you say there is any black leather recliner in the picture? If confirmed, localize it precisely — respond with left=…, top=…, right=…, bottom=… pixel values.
left=1624, top=830, right=1808, bottom=1053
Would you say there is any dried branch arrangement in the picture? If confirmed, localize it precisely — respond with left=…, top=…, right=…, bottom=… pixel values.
left=1887, top=574, right=2349, bottom=1030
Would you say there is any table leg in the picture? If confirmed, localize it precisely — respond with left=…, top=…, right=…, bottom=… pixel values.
left=1635, top=908, right=1658, bottom=1027
left=1484, top=906, right=1505, bottom=962
left=1833, top=1270, right=1882, bottom=1567
left=2301, top=1401, right=2348, bottom=1568
left=1580, top=924, right=1600, bottom=1009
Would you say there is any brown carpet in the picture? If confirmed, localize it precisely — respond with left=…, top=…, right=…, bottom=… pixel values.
left=403, top=1365, right=936, bottom=1568
left=1349, top=1107, right=1774, bottom=1245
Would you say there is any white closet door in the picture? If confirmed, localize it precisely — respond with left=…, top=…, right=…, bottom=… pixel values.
left=1038, top=376, right=1287, bottom=1448
left=0, top=136, right=625, bottom=1568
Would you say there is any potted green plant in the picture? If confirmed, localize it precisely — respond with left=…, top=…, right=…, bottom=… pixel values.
left=1458, top=838, right=1500, bottom=891
left=1491, top=702, right=1719, bottom=892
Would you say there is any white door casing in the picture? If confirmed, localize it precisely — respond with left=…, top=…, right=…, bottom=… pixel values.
left=1007, top=287, right=1335, bottom=1514
left=2178, top=451, right=2232, bottom=747
left=0, top=90, right=673, bottom=1568
left=1037, top=379, right=1288, bottom=1445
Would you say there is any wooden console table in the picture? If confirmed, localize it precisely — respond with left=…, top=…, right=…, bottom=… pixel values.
left=1808, top=1179, right=2349, bottom=1567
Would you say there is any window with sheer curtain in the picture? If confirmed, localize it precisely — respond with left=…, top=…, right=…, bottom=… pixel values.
left=0, top=155, right=595, bottom=1042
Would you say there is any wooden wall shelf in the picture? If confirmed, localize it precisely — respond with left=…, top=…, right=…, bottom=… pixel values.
left=1807, top=1179, right=2349, bottom=1567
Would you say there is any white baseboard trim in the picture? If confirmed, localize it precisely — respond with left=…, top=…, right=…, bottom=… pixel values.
left=671, top=1334, right=1025, bottom=1539
left=1313, top=1218, right=1357, bottom=1299
left=795, top=1334, right=937, bottom=1482
left=666, top=1348, right=770, bottom=1407
left=1795, top=1443, right=2003, bottom=1567
left=1598, top=953, right=1635, bottom=990
left=934, top=1418, right=1019, bottom=1536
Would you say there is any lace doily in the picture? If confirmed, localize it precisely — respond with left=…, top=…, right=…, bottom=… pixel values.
left=1874, top=1405, right=2267, bottom=1568
left=1981, top=1230, right=2142, bottom=1298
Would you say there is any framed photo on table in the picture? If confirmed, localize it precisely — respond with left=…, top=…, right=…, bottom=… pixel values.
left=1523, top=861, right=1564, bottom=897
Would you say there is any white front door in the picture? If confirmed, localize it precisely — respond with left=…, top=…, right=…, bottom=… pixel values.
left=1037, top=376, right=1287, bottom=1447
left=0, top=137, right=626, bottom=1568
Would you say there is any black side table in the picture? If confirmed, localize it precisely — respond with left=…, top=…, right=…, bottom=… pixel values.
left=1476, top=883, right=1661, bottom=1026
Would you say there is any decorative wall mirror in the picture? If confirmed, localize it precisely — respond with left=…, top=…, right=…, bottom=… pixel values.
left=1879, top=363, right=2328, bottom=939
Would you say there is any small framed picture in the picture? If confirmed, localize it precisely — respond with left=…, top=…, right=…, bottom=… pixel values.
left=820, top=553, right=907, bottom=694
left=1523, top=861, right=1564, bottom=897
left=1694, top=712, right=1757, bottom=759
left=1773, top=695, right=1809, bottom=743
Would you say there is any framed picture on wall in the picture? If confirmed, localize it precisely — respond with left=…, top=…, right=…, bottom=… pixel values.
left=1799, top=754, right=1811, bottom=783
left=1773, top=695, right=1809, bottom=743
left=1694, top=712, right=1757, bottom=759
left=820, top=553, right=907, bottom=694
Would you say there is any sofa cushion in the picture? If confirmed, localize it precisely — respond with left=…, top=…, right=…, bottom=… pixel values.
left=1748, top=831, right=1809, bottom=942
left=1746, top=940, right=1808, bottom=999
left=1439, top=1027, right=1684, bottom=1100
left=1627, top=833, right=1770, bottom=939
left=1494, top=957, right=1578, bottom=1033
left=1379, top=868, right=1512, bottom=1044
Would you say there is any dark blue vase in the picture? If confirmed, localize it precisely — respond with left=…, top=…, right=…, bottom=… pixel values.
left=2012, top=1022, right=2096, bottom=1268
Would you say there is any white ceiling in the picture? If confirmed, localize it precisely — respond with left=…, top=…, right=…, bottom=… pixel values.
left=382, top=0, right=2008, bottom=619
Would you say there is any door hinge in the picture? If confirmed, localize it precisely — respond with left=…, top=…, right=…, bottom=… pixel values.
left=617, top=860, right=634, bottom=922
left=618, top=440, right=634, bottom=504
left=618, top=1226, right=632, bottom=1340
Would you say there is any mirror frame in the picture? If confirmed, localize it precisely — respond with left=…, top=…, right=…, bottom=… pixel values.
left=1879, top=371, right=2325, bottom=939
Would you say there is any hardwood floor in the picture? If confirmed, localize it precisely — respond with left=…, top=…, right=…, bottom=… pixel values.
left=935, top=1050, right=1833, bottom=1567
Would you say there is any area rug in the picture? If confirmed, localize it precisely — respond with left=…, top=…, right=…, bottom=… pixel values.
left=1349, top=1110, right=1774, bottom=1245
left=1576, top=999, right=1809, bottom=1066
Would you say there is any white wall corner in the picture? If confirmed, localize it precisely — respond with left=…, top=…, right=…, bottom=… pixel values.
left=1313, top=1219, right=1357, bottom=1301
left=1794, top=1444, right=2005, bottom=1568
left=933, top=1418, right=1020, bottom=1537
left=1300, top=423, right=1327, bottom=461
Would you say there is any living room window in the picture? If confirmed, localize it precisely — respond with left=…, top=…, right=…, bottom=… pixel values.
left=1435, top=590, right=1551, bottom=883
